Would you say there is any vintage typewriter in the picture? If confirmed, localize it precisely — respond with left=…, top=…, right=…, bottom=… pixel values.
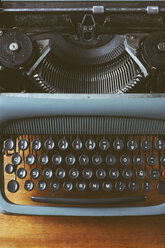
left=1, top=0, right=165, bottom=216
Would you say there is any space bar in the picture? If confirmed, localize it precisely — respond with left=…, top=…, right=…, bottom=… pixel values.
left=31, top=195, right=147, bottom=205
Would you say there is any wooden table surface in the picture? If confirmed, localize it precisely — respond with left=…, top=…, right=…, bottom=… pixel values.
left=0, top=214, right=165, bottom=248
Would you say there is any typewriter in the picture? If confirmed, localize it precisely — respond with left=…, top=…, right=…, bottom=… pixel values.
left=1, top=0, right=165, bottom=216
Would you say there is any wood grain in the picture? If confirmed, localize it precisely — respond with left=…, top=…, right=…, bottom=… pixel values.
left=0, top=214, right=165, bottom=248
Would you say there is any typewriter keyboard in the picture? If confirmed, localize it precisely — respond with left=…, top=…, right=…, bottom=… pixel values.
left=2, top=134, right=165, bottom=206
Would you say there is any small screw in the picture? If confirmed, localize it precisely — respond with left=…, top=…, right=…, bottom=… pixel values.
left=9, top=42, right=19, bottom=52
left=157, top=42, right=165, bottom=51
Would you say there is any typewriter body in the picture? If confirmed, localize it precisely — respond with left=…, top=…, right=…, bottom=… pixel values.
left=1, top=0, right=165, bottom=216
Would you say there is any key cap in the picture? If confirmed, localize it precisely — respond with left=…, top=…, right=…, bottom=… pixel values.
left=147, top=155, right=157, bottom=166
left=99, top=139, right=110, bottom=151
left=63, top=182, right=73, bottom=191
left=89, top=181, right=99, bottom=191
left=24, top=180, right=34, bottom=191
left=72, top=139, right=82, bottom=150
left=38, top=154, right=49, bottom=166
left=106, top=155, right=116, bottom=166
left=30, top=168, right=40, bottom=179
left=157, top=181, right=165, bottom=194
left=4, top=139, right=14, bottom=150
left=109, top=168, right=119, bottom=179
left=65, top=155, right=76, bottom=166
left=128, top=181, right=139, bottom=192
left=155, top=139, right=164, bottom=151
left=69, top=168, right=79, bottom=179
left=55, top=168, right=65, bottom=179
left=113, top=139, right=124, bottom=151
left=142, top=181, right=152, bottom=192
left=32, top=139, right=41, bottom=151
left=102, top=181, right=112, bottom=191
left=5, top=164, right=14, bottom=174
left=127, top=139, right=138, bottom=151
left=26, top=154, right=35, bottom=165
left=58, top=138, right=68, bottom=150
left=160, top=155, right=165, bottom=166
left=85, top=139, right=96, bottom=151
left=120, top=154, right=130, bottom=166
left=11, top=154, right=22, bottom=165
left=7, top=180, right=19, bottom=193
left=52, top=154, right=62, bottom=165
left=42, top=168, right=53, bottom=180
left=37, top=180, right=47, bottom=191
left=82, top=168, right=92, bottom=179
left=136, top=169, right=146, bottom=179
left=18, top=139, right=28, bottom=151
left=16, top=168, right=27, bottom=179
left=96, top=168, right=106, bottom=179
left=79, top=154, right=89, bottom=166
left=115, top=181, right=126, bottom=192
left=122, top=168, right=133, bottom=179
left=92, top=154, right=102, bottom=166
left=50, top=181, right=60, bottom=191
left=44, top=138, right=55, bottom=150
left=76, top=181, right=86, bottom=191
left=141, top=139, right=151, bottom=151
left=133, top=155, right=143, bottom=166
left=149, top=169, right=160, bottom=180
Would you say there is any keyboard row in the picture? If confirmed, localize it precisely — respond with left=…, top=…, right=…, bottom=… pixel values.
left=7, top=179, right=155, bottom=193
left=4, top=138, right=165, bottom=152
left=5, top=164, right=165, bottom=181
left=9, top=153, right=165, bottom=167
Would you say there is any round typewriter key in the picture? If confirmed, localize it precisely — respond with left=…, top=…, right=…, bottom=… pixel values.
left=43, top=168, right=53, bottom=180
left=52, top=154, right=62, bottom=165
left=82, top=168, right=92, bottom=179
left=155, top=139, right=164, bottom=151
left=113, top=139, right=124, bottom=151
left=24, top=180, right=34, bottom=191
left=96, top=168, right=106, bottom=179
left=120, top=154, right=130, bottom=166
left=16, top=168, right=27, bottom=179
left=30, top=168, right=39, bottom=179
left=149, top=169, right=160, bottom=180
left=26, top=154, right=35, bottom=165
left=79, top=154, right=89, bottom=166
left=128, top=181, right=139, bottom=192
left=72, top=139, right=82, bottom=150
left=76, top=181, right=86, bottom=191
left=127, top=139, right=138, bottom=151
left=69, top=168, right=79, bottom=179
left=89, top=181, right=99, bottom=192
left=160, top=155, right=165, bottom=166
left=55, top=168, right=65, bottom=179
left=85, top=139, right=96, bottom=151
left=37, top=180, right=47, bottom=191
left=122, top=168, right=133, bottom=179
left=133, top=154, right=143, bottom=166
left=65, top=154, right=76, bottom=166
left=99, top=139, right=110, bottom=151
left=18, top=139, right=28, bottom=151
left=109, top=168, right=119, bottom=179
left=44, top=138, right=55, bottom=150
left=142, top=181, right=152, bottom=192
left=5, top=164, right=14, bottom=174
left=32, top=139, right=41, bottom=151
left=136, top=169, right=146, bottom=179
left=141, top=139, right=151, bottom=151
left=7, top=180, right=19, bottom=193
left=147, top=155, right=157, bottom=166
left=92, top=154, right=102, bottom=166
left=38, top=154, right=49, bottom=166
left=162, top=169, right=165, bottom=179
left=63, top=181, right=73, bottom=191
left=11, top=153, right=22, bottom=165
left=106, top=155, right=116, bottom=166
left=4, top=138, right=14, bottom=150
left=102, top=181, right=112, bottom=191
left=115, top=181, right=126, bottom=192
left=58, top=138, right=68, bottom=150
left=50, top=181, right=60, bottom=191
